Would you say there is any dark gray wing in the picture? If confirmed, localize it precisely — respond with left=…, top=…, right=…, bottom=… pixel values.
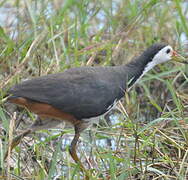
left=8, top=66, right=126, bottom=119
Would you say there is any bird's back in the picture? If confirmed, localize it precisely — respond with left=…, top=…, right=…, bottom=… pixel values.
left=8, top=66, right=126, bottom=119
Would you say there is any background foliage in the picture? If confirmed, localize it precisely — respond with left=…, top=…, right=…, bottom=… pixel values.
left=0, top=0, right=188, bottom=179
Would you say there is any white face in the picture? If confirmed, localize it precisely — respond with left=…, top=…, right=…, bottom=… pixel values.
left=152, top=45, right=174, bottom=65
left=141, top=45, right=174, bottom=75
left=128, top=45, right=176, bottom=90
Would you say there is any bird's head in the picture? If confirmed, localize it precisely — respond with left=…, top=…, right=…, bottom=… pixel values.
left=133, top=43, right=188, bottom=76
left=149, top=43, right=187, bottom=65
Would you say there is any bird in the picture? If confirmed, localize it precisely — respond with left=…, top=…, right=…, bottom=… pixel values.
left=5, top=43, right=187, bottom=176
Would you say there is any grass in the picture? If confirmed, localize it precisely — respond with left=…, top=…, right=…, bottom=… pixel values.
left=0, top=0, right=188, bottom=179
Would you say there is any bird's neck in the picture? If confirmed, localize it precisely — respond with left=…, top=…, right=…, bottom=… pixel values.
left=121, top=54, right=157, bottom=89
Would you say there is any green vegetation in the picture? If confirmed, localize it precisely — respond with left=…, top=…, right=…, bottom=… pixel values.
left=0, top=0, right=188, bottom=179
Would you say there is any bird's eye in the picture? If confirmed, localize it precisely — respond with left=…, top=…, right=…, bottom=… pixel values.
left=166, top=49, right=171, bottom=54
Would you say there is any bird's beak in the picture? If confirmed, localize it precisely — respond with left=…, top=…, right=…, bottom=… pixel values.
left=172, top=51, right=188, bottom=64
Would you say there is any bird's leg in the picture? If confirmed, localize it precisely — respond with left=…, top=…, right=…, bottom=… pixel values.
left=69, top=121, right=90, bottom=165
left=69, top=129, right=82, bottom=166
left=4, top=117, right=42, bottom=160
left=4, top=116, right=61, bottom=160
left=69, top=122, right=90, bottom=179
left=4, top=128, right=32, bottom=160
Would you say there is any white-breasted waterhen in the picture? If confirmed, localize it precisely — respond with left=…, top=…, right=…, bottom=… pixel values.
left=5, top=43, right=187, bottom=174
